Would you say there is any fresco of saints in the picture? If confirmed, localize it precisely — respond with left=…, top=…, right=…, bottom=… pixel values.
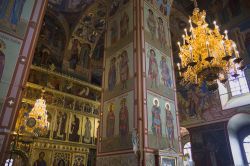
left=0, top=40, right=5, bottom=81
left=160, top=56, right=172, bottom=88
left=9, top=0, right=26, bottom=30
left=245, top=32, right=250, bottom=57
left=119, top=50, right=129, bottom=90
left=148, top=49, right=159, bottom=88
left=69, top=39, right=79, bottom=70
left=187, top=88, right=199, bottom=117
left=109, top=0, right=120, bottom=16
left=70, top=115, right=80, bottom=142
left=157, top=17, right=166, bottom=48
left=120, top=12, right=129, bottom=38
left=110, top=21, right=118, bottom=44
left=119, top=98, right=129, bottom=138
left=165, top=103, right=174, bottom=148
left=0, top=0, right=9, bottom=20
left=151, top=98, right=162, bottom=147
left=108, top=57, right=117, bottom=91
left=147, top=9, right=156, bottom=40
left=106, top=103, right=115, bottom=138
left=83, top=117, right=92, bottom=143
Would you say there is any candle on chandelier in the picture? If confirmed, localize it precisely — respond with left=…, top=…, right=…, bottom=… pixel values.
left=184, top=28, right=188, bottom=36
left=213, top=21, right=218, bottom=28
left=224, top=30, right=228, bottom=40
left=221, top=40, right=227, bottom=55
left=177, top=41, right=181, bottom=50
left=195, top=74, right=198, bottom=84
left=182, top=35, right=185, bottom=45
left=177, top=63, right=181, bottom=70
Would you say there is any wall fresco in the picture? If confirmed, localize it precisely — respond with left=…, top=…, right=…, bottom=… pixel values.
left=106, top=0, right=133, bottom=48
left=147, top=91, right=178, bottom=151
left=101, top=91, right=134, bottom=152
left=144, top=2, right=171, bottom=53
left=145, top=42, right=174, bottom=100
left=0, top=33, right=22, bottom=111
left=189, top=123, right=233, bottom=166
left=0, top=0, right=35, bottom=39
left=103, top=43, right=134, bottom=101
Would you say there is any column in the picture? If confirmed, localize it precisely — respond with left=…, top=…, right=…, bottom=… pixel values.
left=0, top=0, right=48, bottom=164
left=97, top=0, right=182, bottom=165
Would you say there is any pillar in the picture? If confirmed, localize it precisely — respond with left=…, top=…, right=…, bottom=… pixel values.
left=97, top=0, right=182, bottom=165
left=0, top=0, right=48, bottom=164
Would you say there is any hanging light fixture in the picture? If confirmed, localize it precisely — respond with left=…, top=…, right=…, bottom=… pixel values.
left=24, top=88, right=49, bottom=136
left=176, top=0, right=245, bottom=91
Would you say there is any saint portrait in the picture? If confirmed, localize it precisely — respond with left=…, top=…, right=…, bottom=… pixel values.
left=119, top=50, right=129, bottom=90
left=157, top=17, right=166, bottom=48
left=148, top=49, right=159, bottom=88
left=120, top=12, right=129, bottom=38
left=33, top=152, right=47, bottom=166
left=110, top=20, right=118, bottom=44
left=147, top=9, right=156, bottom=40
left=108, top=57, right=117, bottom=91
left=119, top=98, right=129, bottom=141
left=69, top=114, right=80, bottom=142
left=160, top=56, right=172, bottom=88
left=54, top=111, right=67, bottom=140
left=106, top=103, right=115, bottom=138
left=151, top=98, right=162, bottom=147
left=165, top=102, right=174, bottom=148
left=83, top=117, right=92, bottom=144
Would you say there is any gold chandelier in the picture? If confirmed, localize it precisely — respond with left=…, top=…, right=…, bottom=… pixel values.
left=18, top=88, right=49, bottom=136
left=176, top=3, right=245, bottom=91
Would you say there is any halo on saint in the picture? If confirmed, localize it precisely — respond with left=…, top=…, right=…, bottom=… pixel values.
left=165, top=102, right=170, bottom=110
left=153, top=97, right=159, bottom=106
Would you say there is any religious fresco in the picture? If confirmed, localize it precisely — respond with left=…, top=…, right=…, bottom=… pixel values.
left=108, top=0, right=130, bottom=17
left=106, top=0, right=133, bottom=48
left=145, top=42, right=174, bottom=100
left=190, top=123, right=233, bottom=166
left=32, top=14, right=67, bottom=70
left=0, top=0, right=35, bottom=39
left=103, top=43, right=134, bottom=101
left=0, top=33, right=22, bottom=111
left=101, top=91, right=134, bottom=152
left=147, top=91, right=178, bottom=151
left=144, top=2, right=171, bottom=53
left=145, top=0, right=172, bottom=16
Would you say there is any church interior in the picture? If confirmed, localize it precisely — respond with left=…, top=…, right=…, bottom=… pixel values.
left=0, top=0, right=250, bottom=165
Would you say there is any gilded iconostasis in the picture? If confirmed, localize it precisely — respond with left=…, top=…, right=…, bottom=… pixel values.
left=11, top=0, right=107, bottom=165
